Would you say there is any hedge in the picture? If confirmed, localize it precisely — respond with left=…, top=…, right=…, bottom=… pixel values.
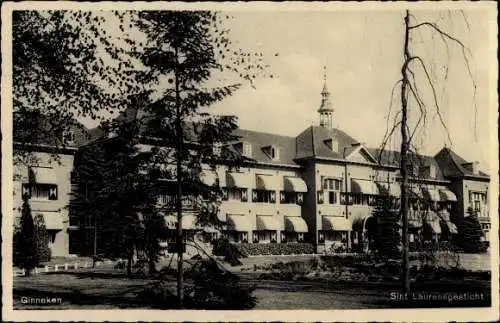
left=231, top=243, right=315, bottom=256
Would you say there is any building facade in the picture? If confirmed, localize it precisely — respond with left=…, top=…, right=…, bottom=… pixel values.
left=13, top=80, right=491, bottom=257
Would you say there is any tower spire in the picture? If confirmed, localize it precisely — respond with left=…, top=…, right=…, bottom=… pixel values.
left=318, top=66, right=334, bottom=128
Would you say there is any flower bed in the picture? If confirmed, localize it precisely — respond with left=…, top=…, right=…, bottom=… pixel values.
left=232, top=243, right=315, bottom=256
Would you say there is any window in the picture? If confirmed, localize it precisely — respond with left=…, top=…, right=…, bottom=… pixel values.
left=270, top=146, right=279, bottom=160
left=226, top=188, right=247, bottom=202
left=253, top=230, right=277, bottom=243
left=323, top=178, right=342, bottom=205
left=225, top=231, right=247, bottom=243
left=470, top=192, right=486, bottom=215
left=22, top=183, right=57, bottom=201
left=280, top=191, right=297, bottom=204
left=253, top=190, right=275, bottom=203
left=63, top=130, right=75, bottom=144
left=212, top=143, right=222, bottom=156
left=242, top=142, right=252, bottom=157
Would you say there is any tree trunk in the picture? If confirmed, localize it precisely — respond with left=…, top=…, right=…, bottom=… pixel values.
left=127, top=250, right=133, bottom=277
left=400, top=9, right=411, bottom=296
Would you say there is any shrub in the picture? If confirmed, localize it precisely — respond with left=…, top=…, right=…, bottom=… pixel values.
left=230, top=243, right=314, bottom=256
left=142, top=259, right=257, bottom=309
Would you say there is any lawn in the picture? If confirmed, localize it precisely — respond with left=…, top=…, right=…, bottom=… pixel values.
left=13, top=265, right=491, bottom=310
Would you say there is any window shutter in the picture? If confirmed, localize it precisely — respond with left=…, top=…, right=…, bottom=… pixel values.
left=297, top=193, right=304, bottom=204
left=252, top=190, right=258, bottom=202
left=22, top=184, right=31, bottom=197
left=280, top=191, right=286, bottom=203
left=270, top=191, right=276, bottom=203
left=317, top=191, right=324, bottom=204
left=49, top=187, right=57, bottom=200
left=340, top=193, right=346, bottom=204
left=241, top=189, right=248, bottom=202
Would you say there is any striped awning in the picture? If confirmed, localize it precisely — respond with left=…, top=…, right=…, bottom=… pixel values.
left=322, top=216, right=352, bottom=231
left=200, top=170, right=217, bottom=186
left=256, top=215, right=280, bottom=231
left=422, top=186, right=441, bottom=201
left=439, top=189, right=457, bottom=202
left=441, top=220, right=458, bottom=234
left=34, top=212, right=63, bottom=230
left=284, top=216, right=308, bottom=233
left=256, top=174, right=279, bottom=190
left=30, top=167, right=57, bottom=184
left=164, top=214, right=197, bottom=230
left=226, top=172, right=249, bottom=188
left=227, top=214, right=252, bottom=231
left=283, top=177, right=308, bottom=193
left=351, top=179, right=376, bottom=195
left=424, top=219, right=441, bottom=234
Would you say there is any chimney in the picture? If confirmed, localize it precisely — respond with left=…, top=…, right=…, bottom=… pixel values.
left=462, top=161, right=480, bottom=174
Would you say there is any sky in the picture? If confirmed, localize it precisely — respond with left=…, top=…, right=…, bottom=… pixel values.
left=79, top=6, right=495, bottom=173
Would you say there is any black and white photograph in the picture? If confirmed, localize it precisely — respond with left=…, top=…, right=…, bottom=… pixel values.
left=1, top=1, right=498, bottom=322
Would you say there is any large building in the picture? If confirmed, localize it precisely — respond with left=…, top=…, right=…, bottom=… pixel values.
left=13, top=79, right=491, bottom=257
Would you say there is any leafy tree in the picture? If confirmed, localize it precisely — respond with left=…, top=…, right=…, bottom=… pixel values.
left=12, top=10, right=133, bottom=164
left=455, top=207, right=486, bottom=253
left=369, top=197, right=401, bottom=260
left=14, top=195, right=39, bottom=276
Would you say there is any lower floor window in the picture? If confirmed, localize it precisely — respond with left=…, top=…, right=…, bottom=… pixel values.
left=282, top=231, right=304, bottom=243
left=224, top=231, right=248, bottom=243
left=252, top=230, right=277, bottom=243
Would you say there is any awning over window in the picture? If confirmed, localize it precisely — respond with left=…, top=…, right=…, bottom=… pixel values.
left=439, top=189, right=457, bottom=202
left=226, top=172, right=249, bottom=188
left=256, top=215, right=280, bottom=231
left=35, top=212, right=63, bottom=230
left=408, top=217, right=423, bottom=229
left=256, top=175, right=279, bottom=190
left=283, top=177, right=308, bottom=193
left=200, top=170, right=217, bottom=186
left=227, top=214, right=252, bottom=231
left=421, top=186, right=441, bottom=201
left=351, top=179, right=376, bottom=195
left=424, top=219, right=441, bottom=234
left=390, top=183, right=401, bottom=197
left=30, top=167, right=57, bottom=184
left=441, top=220, right=458, bottom=234
left=284, top=216, right=308, bottom=233
left=410, top=186, right=423, bottom=199
left=322, top=216, right=352, bottom=231
left=164, top=214, right=197, bottom=230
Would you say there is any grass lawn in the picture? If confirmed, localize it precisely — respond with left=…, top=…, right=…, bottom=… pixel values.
left=13, top=266, right=491, bottom=310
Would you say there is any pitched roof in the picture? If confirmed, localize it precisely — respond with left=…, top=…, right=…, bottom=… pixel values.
left=295, top=126, right=359, bottom=160
left=232, top=128, right=297, bottom=166
left=435, top=147, right=489, bottom=178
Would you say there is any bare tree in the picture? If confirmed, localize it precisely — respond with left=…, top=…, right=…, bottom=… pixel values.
left=377, top=9, right=476, bottom=296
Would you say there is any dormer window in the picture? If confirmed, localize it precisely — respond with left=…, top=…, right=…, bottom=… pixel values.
left=324, top=138, right=338, bottom=153
left=212, top=142, right=222, bottom=157
left=263, top=145, right=280, bottom=160
left=242, top=142, right=252, bottom=157
left=63, top=130, right=75, bottom=145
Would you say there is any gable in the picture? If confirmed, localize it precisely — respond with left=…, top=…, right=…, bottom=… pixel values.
left=346, top=146, right=377, bottom=164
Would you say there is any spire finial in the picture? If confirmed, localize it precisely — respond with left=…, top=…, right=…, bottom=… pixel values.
left=323, top=65, right=327, bottom=83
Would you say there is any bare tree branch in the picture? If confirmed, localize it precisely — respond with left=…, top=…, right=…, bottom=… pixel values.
left=410, top=56, right=453, bottom=146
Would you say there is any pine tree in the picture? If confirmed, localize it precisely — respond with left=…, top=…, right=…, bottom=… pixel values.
left=455, top=207, right=485, bottom=253
left=15, top=194, right=39, bottom=276
left=370, top=196, right=401, bottom=260
left=33, top=214, right=51, bottom=263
